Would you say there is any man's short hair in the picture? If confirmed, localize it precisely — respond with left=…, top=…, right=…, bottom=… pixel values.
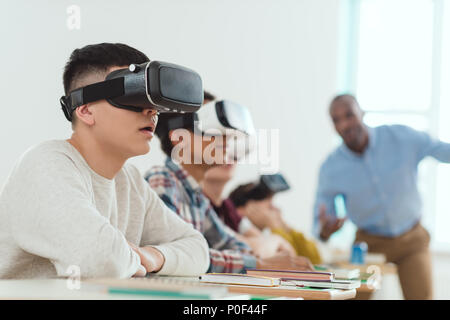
left=63, top=43, right=149, bottom=95
left=63, top=43, right=149, bottom=126
left=329, top=93, right=359, bottom=110
left=155, top=90, right=217, bottom=157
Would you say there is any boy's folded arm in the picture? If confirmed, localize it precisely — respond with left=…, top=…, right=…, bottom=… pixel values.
left=6, top=153, right=141, bottom=278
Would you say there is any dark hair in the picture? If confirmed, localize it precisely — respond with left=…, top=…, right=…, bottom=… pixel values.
left=203, top=90, right=216, bottom=103
left=330, top=93, right=359, bottom=107
left=155, top=90, right=217, bottom=157
left=228, top=182, right=260, bottom=208
left=63, top=43, right=149, bottom=95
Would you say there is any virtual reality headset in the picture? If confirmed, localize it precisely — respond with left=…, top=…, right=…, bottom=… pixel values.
left=163, top=99, right=256, bottom=162
left=60, top=61, right=204, bottom=121
left=246, top=173, right=291, bottom=201
left=166, top=100, right=255, bottom=136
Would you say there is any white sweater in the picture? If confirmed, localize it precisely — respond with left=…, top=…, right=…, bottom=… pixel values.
left=0, top=140, right=209, bottom=279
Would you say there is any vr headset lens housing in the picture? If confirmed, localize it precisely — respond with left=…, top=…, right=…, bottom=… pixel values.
left=260, top=174, right=290, bottom=194
left=197, top=100, right=256, bottom=161
left=214, top=100, right=256, bottom=136
left=60, top=61, right=203, bottom=121
left=165, top=99, right=256, bottom=163
left=237, top=174, right=290, bottom=204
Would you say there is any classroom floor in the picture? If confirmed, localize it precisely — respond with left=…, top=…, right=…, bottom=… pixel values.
left=373, top=252, right=450, bottom=300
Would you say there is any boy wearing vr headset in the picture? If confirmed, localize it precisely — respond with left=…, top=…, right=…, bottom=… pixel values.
left=0, top=43, right=209, bottom=279
left=146, top=93, right=314, bottom=273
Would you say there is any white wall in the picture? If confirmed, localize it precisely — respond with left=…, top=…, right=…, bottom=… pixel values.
left=0, top=0, right=340, bottom=235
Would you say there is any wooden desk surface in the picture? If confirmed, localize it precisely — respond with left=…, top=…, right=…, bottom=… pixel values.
left=0, top=277, right=356, bottom=300
left=90, top=276, right=356, bottom=300
left=0, top=279, right=149, bottom=300
left=334, top=261, right=397, bottom=275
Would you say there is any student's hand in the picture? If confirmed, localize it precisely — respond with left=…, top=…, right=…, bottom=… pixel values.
left=318, top=204, right=346, bottom=241
left=128, top=241, right=165, bottom=273
left=136, top=246, right=165, bottom=273
left=273, top=235, right=297, bottom=256
left=127, top=242, right=147, bottom=277
left=245, top=234, right=295, bottom=259
left=133, top=264, right=147, bottom=277
left=257, top=252, right=314, bottom=271
left=245, top=200, right=284, bottom=230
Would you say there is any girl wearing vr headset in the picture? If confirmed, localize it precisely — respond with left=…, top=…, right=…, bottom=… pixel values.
left=0, top=43, right=209, bottom=279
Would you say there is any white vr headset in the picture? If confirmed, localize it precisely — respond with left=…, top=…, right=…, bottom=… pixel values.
left=166, top=100, right=255, bottom=136
left=164, top=99, right=256, bottom=160
left=195, top=100, right=255, bottom=136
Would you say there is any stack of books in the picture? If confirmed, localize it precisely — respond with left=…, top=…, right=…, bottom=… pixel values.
left=199, top=269, right=360, bottom=290
left=246, top=269, right=361, bottom=290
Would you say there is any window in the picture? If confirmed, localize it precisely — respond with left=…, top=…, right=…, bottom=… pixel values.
left=337, top=0, right=449, bottom=250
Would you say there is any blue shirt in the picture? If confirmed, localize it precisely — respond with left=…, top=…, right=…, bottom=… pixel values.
left=313, top=125, right=450, bottom=237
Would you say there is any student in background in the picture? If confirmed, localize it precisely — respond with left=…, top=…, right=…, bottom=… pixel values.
left=313, top=94, right=450, bottom=299
left=146, top=92, right=314, bottom=273
left=202, top=164, right=298, bottom=258
left=229, top=181, right=322, bottom=264
left=0, top=43, right=209, bottom=279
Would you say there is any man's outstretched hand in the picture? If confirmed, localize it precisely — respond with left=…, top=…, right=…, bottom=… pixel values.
left=318, top=204, right=346, bottom=241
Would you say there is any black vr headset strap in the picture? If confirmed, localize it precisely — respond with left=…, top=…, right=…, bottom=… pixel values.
left=60, top=78, right=125, bottom=121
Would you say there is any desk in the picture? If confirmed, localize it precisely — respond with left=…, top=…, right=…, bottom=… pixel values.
left=0, top=279, right=148, bottom=300
left=89, top=276, right=356, bottom=300
left=0, top=277, right=356, bottom=300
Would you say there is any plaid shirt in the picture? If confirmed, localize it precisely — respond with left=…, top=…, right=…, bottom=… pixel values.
left=145, top=158, right=256, bottom=273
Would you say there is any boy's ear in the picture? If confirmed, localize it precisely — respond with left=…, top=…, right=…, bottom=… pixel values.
left=74, top=104, right=95, bottom=126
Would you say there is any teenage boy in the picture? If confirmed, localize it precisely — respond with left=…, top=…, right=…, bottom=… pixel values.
left=146, top=92, right=314, bottom=273
left=0, top=43, right=209, bottom=279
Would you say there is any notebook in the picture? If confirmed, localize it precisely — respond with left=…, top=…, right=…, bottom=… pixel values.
left=246, top=269, right=334, bottom=282
left=199, top=273, right=281, bottom=287
left=87, top=275, right=229, bottom=299
left=282, top=279, right=361, bottom=290
left=333, top=268, right=360, bottom=280
left=314, top=265, right=360, bottom=280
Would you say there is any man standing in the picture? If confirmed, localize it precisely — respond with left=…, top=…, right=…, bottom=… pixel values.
left=314, top=94, right=450, bottom=299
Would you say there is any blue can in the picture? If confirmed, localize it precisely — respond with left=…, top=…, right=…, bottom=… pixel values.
left=350, top=242, right=368, bottom=265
